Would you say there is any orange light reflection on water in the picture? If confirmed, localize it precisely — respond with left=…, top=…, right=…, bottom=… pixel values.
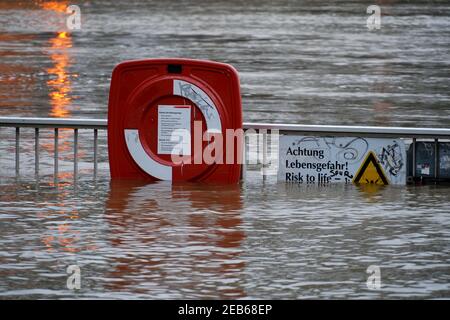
left=39, top=1, right=68, bottom=13
left=39, top=0, right=80, bottom=250
left=41, top=0, right=76, bottom=118
left=36, top=186, right=80, bottom=253
left=46, top=30, right=74, bottom=118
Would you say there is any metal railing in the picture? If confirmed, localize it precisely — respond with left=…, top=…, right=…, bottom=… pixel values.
left=1, top=116, right=450, bottom=182
left=0, top=117, right=106, bottom=182
left=242, top=122, right=450, bottom=182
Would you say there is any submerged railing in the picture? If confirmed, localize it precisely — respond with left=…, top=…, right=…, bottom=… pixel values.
left=0, top=117, right=106, bottom=181
left=1, top=116, right=450, bottom=182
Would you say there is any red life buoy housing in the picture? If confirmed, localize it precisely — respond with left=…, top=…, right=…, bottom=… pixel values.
left=107, top=59, right=243, bottom=183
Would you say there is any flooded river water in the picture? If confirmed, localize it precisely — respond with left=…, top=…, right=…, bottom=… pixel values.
left=0, top=0, right=449, bottom=299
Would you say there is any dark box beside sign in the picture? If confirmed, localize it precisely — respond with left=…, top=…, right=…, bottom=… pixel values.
left=408, top=142, right=450, bottom=179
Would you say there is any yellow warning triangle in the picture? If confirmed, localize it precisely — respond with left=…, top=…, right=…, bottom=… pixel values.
left=353, top=151, right=389, bottom=185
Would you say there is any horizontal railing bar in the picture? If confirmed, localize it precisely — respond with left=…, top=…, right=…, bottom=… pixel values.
left=1, top=117, right=450, bottom=138
left=0, top=117, right=107, bottom=129
left=243, top=122, right=450, bottom=138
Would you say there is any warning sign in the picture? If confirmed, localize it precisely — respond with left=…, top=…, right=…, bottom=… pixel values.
left=353, top=151, right=389, bottom=185
left=278, top=136, right=406, bottom=185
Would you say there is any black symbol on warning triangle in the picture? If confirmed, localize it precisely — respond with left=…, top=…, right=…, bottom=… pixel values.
left=353, top=151, right=389, bottom=185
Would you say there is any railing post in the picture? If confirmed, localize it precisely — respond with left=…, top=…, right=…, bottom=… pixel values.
left=35, top=128, right=39, bottom=177
left=242, top=133, right=249, bottom=181
left=54, top=128, right=59, bottom=183
left=434, top=138, right=439, bottom=180
left=256, top=131, right=260, bottom=165
left=15, top=127, right=20, bottom=176
left=412, top=138, right=416, bottom=178
left=94, top=129, right=98, bottom=180
left=74, top=128, right=78, bottom=182
left=262, top=130, right=267, bottom=181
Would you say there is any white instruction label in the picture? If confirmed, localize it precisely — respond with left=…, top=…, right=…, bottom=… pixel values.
left=157, top=105, right=191, bottom=155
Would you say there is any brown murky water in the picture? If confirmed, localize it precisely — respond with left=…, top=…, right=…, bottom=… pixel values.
left=0, top=0, right=449, bottom=299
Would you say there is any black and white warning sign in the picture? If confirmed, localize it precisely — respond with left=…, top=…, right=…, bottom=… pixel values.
left=157, top=105, right=191, bottom=155
left=278, top=136, right=407, bottom=185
